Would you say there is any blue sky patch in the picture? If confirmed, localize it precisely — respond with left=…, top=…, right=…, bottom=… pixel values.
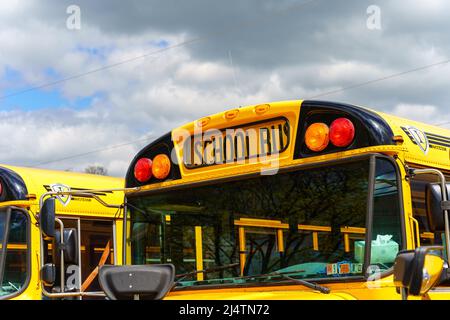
left=0, top=86, right=99, bottom=111
left=148, top=39, right=169, bottom=48
left=74, top=44, right=115, bottom=61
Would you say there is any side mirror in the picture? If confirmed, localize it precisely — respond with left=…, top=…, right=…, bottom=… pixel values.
left=426, top=182, right=450, bottom=232
left=394, top=246, right=444, bottom=298
left=54, top=228, right=79, bottom=265
left=40, top=198, right=56, bottom=238
left=98, top=264, right=175, bottom=300
left=41, top=263, right=56, bottom=286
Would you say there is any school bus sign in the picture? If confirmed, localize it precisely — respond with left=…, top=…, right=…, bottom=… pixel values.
left=182, top=117, right=290, bottom=168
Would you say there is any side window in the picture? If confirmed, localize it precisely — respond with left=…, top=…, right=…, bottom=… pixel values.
left=369, top=158, right=403, bottom=273
left=410, top=172, right=450, bottom=247
left=0, top=210, right=28, bottom=297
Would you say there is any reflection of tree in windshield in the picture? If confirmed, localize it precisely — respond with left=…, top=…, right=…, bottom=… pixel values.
left=130, top=159, right=371, bottom=284
left=217, top=163, right=368, bottom=275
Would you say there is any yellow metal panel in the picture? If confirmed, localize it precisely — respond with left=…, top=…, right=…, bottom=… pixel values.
left=298, top=224, right=332, bottom=232
left=0, top=164, right=125, bottom=219
left=343, top=234, right=350, bottom=253
left=276, top=229, right=284, bottom=252
left=238, top=227, right=246, bottom=276
left=234, top=218, right=289, bottom=229
left=115, top=219, right=123, bottom=265
left=195, top=226, right=204, bottom=281
left=312, top=232, right=319, bottom=251
left=374, top=110, right=450, bottom=171
left=0, top=200, right=33, bottom=209
left=166, top=274, right=405, bottom=300
left=421, top=232, right=435, bottom=240
left=0, top=243, right=27, bottom=250
left=340, top=226, right=366, bottom=234
left=410, top=216, right=421, bottom=248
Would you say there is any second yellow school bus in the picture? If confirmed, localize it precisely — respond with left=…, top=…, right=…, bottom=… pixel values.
left=118, top=99, right=450, bottom=300
left=0, top=165, right=124, bottom=300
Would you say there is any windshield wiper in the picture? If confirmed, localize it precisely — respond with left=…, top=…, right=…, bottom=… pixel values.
left=240, top=270, right=331, bottom=294
left=172, top=264, right=330, bottom=294
left=273, top=271, right=330, bottom=294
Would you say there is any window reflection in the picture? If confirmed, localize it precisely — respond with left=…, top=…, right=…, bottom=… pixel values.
left=130, top=158, right=401, bottom=286
left=369, top=158, right=402, bottom=273
left=0, top=210, right=28, bottom=297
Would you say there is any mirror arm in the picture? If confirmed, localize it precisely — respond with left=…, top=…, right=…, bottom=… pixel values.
left=400, top=287, right=408, bottom=300
left=41, top=285, right=106, bottom=298
left=55, top=218, right=65, bottom=293
left=442, top=201, right=450, bottom=211
left=38, top=187, right=139, bottom=214
left=77, top=193, right=122, bottom=209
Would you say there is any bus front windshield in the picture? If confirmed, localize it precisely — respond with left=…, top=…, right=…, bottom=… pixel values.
left=129, top=157, right=402, bottom=287
left=0, top=209, right=28, bottom=297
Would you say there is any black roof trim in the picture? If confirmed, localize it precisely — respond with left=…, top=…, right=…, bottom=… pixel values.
left=125, top=132, right=181, bottom=188
left=294, top=100, right=395, bottom=158
left=0, top=167, right=28, bottom=201
left=303, top=100, right=395, bottom=145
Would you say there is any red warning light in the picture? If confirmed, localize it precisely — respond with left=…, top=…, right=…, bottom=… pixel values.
left=330, top=118, right=355, bottom=147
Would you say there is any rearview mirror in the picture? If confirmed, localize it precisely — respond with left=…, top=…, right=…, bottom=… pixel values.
left=394, top=246, right=444, bottom=298
left=98, top=264, right=175, bottom=300
left=41, top=263, right=56, bottom=286
left=54, top=228, right=79, bottom=265
left=426, top=182, right=450, bottom=232
left=40, top=198, right=56, bottom=238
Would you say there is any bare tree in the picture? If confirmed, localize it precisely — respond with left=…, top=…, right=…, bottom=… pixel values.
left=84, top=165, right=108, bottom=176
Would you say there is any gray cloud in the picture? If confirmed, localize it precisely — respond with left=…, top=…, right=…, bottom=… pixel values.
left=0, top=0, right=449, bottom=176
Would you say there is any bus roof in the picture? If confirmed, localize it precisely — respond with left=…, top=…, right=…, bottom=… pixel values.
left=125, top=100, right=450, bottom=190
left=0, top=164, right=125, bottom=218
left=372, top=109, right=450, bottom=168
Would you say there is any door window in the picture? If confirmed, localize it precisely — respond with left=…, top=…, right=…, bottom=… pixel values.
left=44, top=218, right=115, bottom=296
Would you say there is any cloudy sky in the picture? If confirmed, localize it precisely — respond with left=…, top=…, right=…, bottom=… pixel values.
left=1, top=0, right=449, bottom=176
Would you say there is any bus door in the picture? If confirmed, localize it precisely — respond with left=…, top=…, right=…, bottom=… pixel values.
left=410, top=171, right=450, bottom=298
left=45, top=217, right=115, bottom=298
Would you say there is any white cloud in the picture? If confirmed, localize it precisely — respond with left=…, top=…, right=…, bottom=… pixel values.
left=392, top=103, right=439, bottom=123
left=0, top=109, right=145, bottom=176
left=2, top=0, right=450, bottom=177
left=175, top=61, right=234, bottom=84
left=392, top=103, right=450, bottom=127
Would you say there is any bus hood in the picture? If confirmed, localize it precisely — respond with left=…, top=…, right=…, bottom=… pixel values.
left=166, top=289, right=357, bottom=300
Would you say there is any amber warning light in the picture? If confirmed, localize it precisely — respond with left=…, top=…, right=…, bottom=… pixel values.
left=305, top=123, right=329, bottom=152
left=134, top=154, right=172, bottom=183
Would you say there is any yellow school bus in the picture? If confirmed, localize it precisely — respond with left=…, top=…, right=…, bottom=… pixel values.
left=0, top=164, right=124, bottom=300
left=110, top=99, right=450, bottom=300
